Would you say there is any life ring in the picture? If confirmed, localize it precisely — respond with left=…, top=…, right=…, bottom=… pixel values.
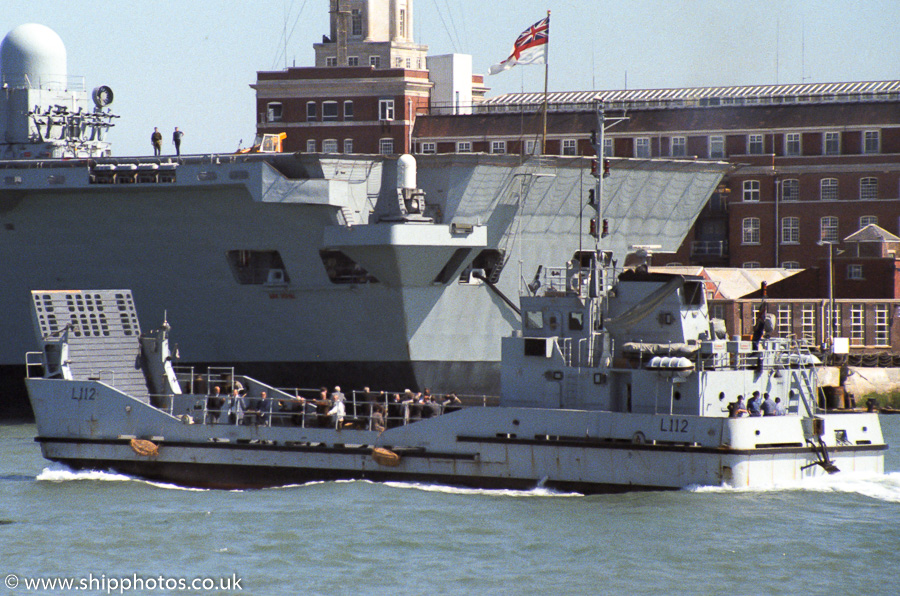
left=632, top=432, right=646, bottom=445
left=130, top=438, right=159, bottom=457
left=371, top=447, right=401, bottom=467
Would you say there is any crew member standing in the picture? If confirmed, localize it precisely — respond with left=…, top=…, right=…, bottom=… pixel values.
left=151, top=127, right=162, bottom=156
left=173, top=127, right=184, bottom=156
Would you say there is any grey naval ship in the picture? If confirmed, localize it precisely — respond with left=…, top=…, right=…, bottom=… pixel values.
left=1, top=24, right=728, bottom=416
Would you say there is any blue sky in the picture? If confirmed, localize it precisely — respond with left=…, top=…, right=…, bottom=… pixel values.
left=4, top=1, right=899, bottom=156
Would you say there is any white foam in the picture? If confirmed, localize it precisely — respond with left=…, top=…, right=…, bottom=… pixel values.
left=35, top=465, right=208, bottom=491
left=382, top=481, right=583, bottom=498
left=688, top=471, right=900, bottom=503
left=36, top=466, right=132, bottom=483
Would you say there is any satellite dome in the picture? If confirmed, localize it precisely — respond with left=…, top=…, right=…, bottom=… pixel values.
left=1, top=23, right=67, bottom=89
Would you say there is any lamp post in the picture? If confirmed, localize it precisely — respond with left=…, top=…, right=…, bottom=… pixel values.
left=818, top=240, right=841, bottom=351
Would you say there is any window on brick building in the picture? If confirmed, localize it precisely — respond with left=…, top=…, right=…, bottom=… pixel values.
left=784, top=133, right=801, bottom=156
left=603, top=138, right=613, bottom=157
left=379, top=99, right=395, bottom=121
left=820, top=178, right=838, bottom=201
left=860, top=177, right=878, bottom=200
left=742, top=218, right=760, bottom=245
left=379, top=138, right=394, bottom=154
left=709, top=136, right=724, bottom=158
left=850, top=304, right=865, bottom=345
left=420, top=142, right=436, bottom=154
left=670, top=136, right=686, bottom=157
left=306, top=139, right=316, bottom=153
left=344, top=101, right=354, bottom=119
left=370, top=56, right=381, bottom=68
left=824, top=132, right=840, bottom=155
left=782, top=179, right=799, bottom=201
left=742, top=180, right=760, bottom=202
left=322, top=101, right=338, bottom=121
left=875, top=304, right=890, bottom=347
left=348, top=56, right=359, bottom=66
left=743, top=261, right=761, bottom=268
left=267, top=102, right=283, bottom=122
left=747, top=134, right=764, bottom=154
left=634, top=137, right=650, bottom=158
left=343, top=139, right=353, bottom=153
left=863, top=130, right=880, bottom=154
left=306, top=102, right=317, bottom=121
left=782, top=261, right=801, bottom=269
left=820, top=216, right=839, bottom=243
left=847, top=264, right=864, bottom=280
left=322, top=139, right=338, bottom=153
left=491, top=140, right=507, bottom=154
left=781, top=217, right=799, bottom=244
left=456, top=141, right=472, bottom=153
left=561, top=139, right=577, bottom=156
left=801, top=304, right=816, bottom=345
left=525, top=140, right=540, bottom=156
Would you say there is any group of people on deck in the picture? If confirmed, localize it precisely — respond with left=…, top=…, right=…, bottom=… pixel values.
left=202, top=382, right=462, bottom=430
left=727, top=390, right=786, bottom=418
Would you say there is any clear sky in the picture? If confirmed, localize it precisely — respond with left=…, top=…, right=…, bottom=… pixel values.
left=4, top=1, right=899, bottom=157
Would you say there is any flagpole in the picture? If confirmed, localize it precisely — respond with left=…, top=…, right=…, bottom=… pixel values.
left=541, top=10, right=550, bottom=155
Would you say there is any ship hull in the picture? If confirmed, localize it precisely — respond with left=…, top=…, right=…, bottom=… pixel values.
left=28, top=378, right=886, bottom=493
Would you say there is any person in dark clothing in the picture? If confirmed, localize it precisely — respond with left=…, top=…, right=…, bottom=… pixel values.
left=172, top=127, right=184, bottom=156
left=151, top=127, right=162, bottom=156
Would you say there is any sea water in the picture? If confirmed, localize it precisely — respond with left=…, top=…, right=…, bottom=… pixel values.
left=1, top=419, right=898, bottom=596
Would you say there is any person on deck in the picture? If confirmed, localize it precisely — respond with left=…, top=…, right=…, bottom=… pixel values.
left=151, top=127, right=162, bottom=156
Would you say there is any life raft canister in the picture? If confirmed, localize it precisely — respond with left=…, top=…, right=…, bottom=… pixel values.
left=371, top=447, right=401, bottom=467
left=130, top=438, right=159, bottom=457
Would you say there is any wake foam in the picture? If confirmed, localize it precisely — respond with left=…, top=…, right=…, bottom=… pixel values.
left=35, top=465, right=208, bottom=491
left=688, top=471, right=900, bottom=503
left=382, top=481, right=583, bottom=498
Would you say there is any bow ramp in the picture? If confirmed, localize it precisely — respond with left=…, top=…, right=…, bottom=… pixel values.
left=28, top=290, right=179, bottom=403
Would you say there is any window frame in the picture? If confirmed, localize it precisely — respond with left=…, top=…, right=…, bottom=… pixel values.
left=634, top=137, right=650, bottom=158
left=305, top=139, right=316, bottom=153
left=747, top=134, right=764, bottom=155
left=863, top=130, right=880, bottom=154
left=860, top=177, right=878, bottom=200
left=742, top=180, right=760, bottom=202
left=820, top=178, right=838, bottom=201
left=670, top=136, right=687, bottom=157
left=709, top=135, right=725, bottom=158
left=491, top=140, right=507, bottom=154
left=378, top=138, right=394, bottom=155
left=456, top=141, right=472, bottom=153
left=343, top=138, right=353, bottom=154
left=322, top=139, right=338, bottom=153
left=820, top=216, right=839, bottom=243
left=343, top=100, right=354, bottom=120
left=742, top=217, right=760, bottom=245
left=561, top=139, right=577, bottom=156
left=378, top=99, right=395, bottom=121
left=784, top=132, right=801, bottom=156
left=306, top=101, right=317, bottom=121
left=823, top=131, right=840, bottom=155
left=782, top=178, right=799, bottom=202
left=781, top=216, right=799, bottom=244
left=322, top=101, right=339, bottom=122
left=266, top=102, right=283, bottom=123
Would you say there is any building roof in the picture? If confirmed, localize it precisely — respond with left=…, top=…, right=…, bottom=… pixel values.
left=703, top=268, right=803, bottom=300
left=478, top=80, right=900, bottom=112
left=845, top=224, right=900, bottom=243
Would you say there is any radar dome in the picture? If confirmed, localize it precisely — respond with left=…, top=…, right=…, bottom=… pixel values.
left=1, top=23, right=67, bottom=89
